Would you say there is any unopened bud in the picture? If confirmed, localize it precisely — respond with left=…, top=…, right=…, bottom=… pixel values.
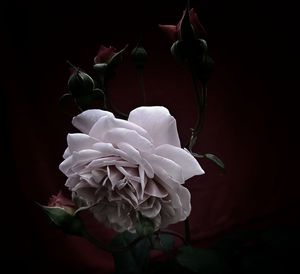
left=131, top=46, right=148, bottom=70
left=68, top=71, right=94, bottom=97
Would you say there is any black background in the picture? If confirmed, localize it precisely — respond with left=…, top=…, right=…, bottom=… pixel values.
left=1, top=0, right=300, bottom=273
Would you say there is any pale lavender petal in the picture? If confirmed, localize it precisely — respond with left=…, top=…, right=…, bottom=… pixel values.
left=107, top=166, right=124, bottom=190
left=67, top=133, right=98, bottom=153
left=140, top=199, right=161, bottom=218
left=72, top=109, right=114, bottom=134
left=144, top=179, right=168, bottom=198
left=88, top=157, right=136, bottom=169
left=72, top=149, right=102, bottom=163
left=176, top=186, right=191, bottom=219
left=92, top=142, right=124, bottom=158
left=59, top=155, right=74, bottom=176
left=65, top=174, right=80, bottom=190
left=118, top=142, right=154, bottom=178
left=155, top=144, right=204, bottom=180
left=63, top=148, right=71, bottom=159
left=89, top=115, right=152, bottom=142
left=128, top=106, right=181, bottom=147
left=103, top=128, right=154, bottom=152
left=116, top=166, right=141, bottom=182
left=145, top=153, right=184, bottom=185
left=129, top=179, right=144, bottom=200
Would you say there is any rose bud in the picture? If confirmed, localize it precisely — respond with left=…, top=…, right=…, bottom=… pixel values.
left=159, top=8, right=206, bottom=42
left=68, top=70, right=95, bottom=97
left=38, top=191, right=84, bottom=235
left=93, top=45, right=128, bottom=74
left=131, top=46, right=148, bottom=70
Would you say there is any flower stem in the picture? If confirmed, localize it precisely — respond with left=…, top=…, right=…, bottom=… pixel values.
left=158, top=229, right=189, bottom=245
left=82, top=229, right=145, bottom=253
left=188, top=71, right=207, bottom=152
left=184, top=218, right=191, bottom=243
left=138, top=70, right=146, bottom=105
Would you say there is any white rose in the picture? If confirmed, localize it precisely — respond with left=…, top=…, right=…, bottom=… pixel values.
left=59, top=106, right=204, bottom=232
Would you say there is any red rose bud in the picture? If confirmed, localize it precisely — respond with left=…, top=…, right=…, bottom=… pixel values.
left=37, top=192, right=84, bottom=235
left=159, top=8, right=206, bottom=42
left=94, top=44, right=128, bottom=74
left=94, top=45, right=117, bottom=64
left=48, top=191, right=75, bottom=214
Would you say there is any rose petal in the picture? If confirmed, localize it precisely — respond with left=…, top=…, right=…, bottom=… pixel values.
left=72, top=109, right=114, bottom=134
left=140, top=199, right=161, bottom=218
left=158, top=24, right=178, bottom=41
left=128, top=106, right=181, bottom=147
left=89, top=115, right=152, bottom=142
left=103, top=128, right=154, bottom=152
left=94, top=45, right=117, bottom=64
left=189, top=8, right=206, bottom=36
left=63, top=148, right=71, bottom=159
left=67, top=133, right=98, bottom=153
left=145, top=153, right=184, bottom=185
left=118, top=142, right=154, bottom=178
left=65, top=175, right=80, bottom=190
left=155, top=144, right=204, bottom=180
left=144, top=179, right=168, bottom=198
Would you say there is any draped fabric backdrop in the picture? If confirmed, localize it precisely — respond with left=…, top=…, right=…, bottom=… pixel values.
left=2, top=0, right=299, bottom=273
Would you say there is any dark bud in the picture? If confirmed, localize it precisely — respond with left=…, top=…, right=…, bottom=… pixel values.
left=68, top=70, right=94, bottom=97
left=171, top=39, right=207, bottom=63
left=39, top=204, right=85, bottom=236
left=179, top=9, right=195, bottom=41
left=131, top=46, right=148, bottom=70
left=75, top=95, right=93, bottom=111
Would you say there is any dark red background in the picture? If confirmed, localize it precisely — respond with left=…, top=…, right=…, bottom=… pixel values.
left=2, top=0, right=299, bottom=273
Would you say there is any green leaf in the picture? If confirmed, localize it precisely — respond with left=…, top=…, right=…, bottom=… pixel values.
left=111, top=231, right=150, bottom=274
left=38, top=204, right=84, bottom=236
left=204, top=153, right=225, bottom=172
left=152, top=234, right=175, bottom=252
left=176, top=245, right=227, bottom=273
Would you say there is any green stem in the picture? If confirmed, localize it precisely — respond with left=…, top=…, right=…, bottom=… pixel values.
left=158, top=229, right=189, bottom=245
left=184, top=218, right=191, bottom=244
left=102, top=77, right=128, bottom=118
left=138, top=70, right=146, bottom=105
left=188, top=71, right=207, bottom=152
left=82, top=229, right=145, bottom=253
